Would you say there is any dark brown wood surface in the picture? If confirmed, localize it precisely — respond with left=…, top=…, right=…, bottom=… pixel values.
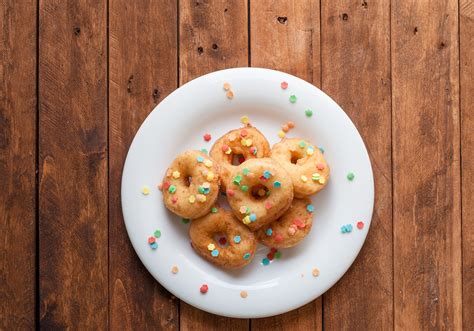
left=1, top=0, right=472, bottom=329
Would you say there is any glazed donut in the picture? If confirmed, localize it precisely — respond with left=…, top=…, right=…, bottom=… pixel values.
left=270, top=138, right=329, bottom=198
left=256, top=198, right=314, bottom=248
left=210, top=126, right=270, bottom=191
left=161, top=150, right=220, bottom=219
left=225, top=158, right=294, bottom=232
left=189, top=208, right=257, bottom=269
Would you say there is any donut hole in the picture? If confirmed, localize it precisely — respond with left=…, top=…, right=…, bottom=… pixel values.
left=231, top=153, right=245, bottom=166
left=290, top=151, right=304, bottom=164
left=213, top=233, right=229, bottom=248
left=183, top=175, right=192, bottom=187
left=250, top=184, right=269, bottom=200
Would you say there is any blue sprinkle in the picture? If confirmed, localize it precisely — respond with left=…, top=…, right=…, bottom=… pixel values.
left=150, top=242, right=158, bottom=250
left=262, top=258, right=270, bottom=266
left=273, top=181, right=281, bottom=188
left=265, top=228, right=273, bottom=236
left=249, top=213, right=257, bottom=222
left=196, top=156, right=204, bottom=163
left=341, top=224, right=353, bottom=234
left=234, top=235, right=241, bottom=244
left=306, top=204, right=314, bottom=213
left=318, top=146, right=325, bottom=154
left=211, top=249, right=219, bottom=257
left=263, top=170, right=272, bottom=179
left=243, top=252, right=251, bottom=260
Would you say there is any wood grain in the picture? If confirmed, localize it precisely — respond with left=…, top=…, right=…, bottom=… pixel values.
left=38, top=1, right=108, bottom=328
left=109, top=1, right=179, bottom=329
left=179, top=1, right=249, bottom=330
left=391, top=0, right=462, bottom=329
left=250, top=1, right=322, bottom=330
left=460, top=0, right=474, bottom=329
left=0, top=1, right=37, bottom=329
left=320, top=1, right=393, bottom=330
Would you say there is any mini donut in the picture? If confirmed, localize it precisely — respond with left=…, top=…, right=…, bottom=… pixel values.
left=256, top=198, right=314, bottom=248
left=210, top=126, right=270, bottom=191
left=270, top=138, right=329, bottom=198
left=225, top=158, right=294, bottom=232
left=189, top=208, right=257, bottom=269
left=161, top=150, right=220, bottom=219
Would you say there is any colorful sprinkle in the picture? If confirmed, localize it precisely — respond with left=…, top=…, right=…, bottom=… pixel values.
left=242, top=215, right=251, bottom=225
left=281, top=81, right=288, bottom=89
left=273, top=181, right=281, bottom=188
left=298, top=140, right=306, bottom=148
left=172, top=170, right=180, bottom=179
left=206, top=172, right=215, bottom=181
left=318, top=146, right=325, bottom=153
left=233, top=175, right=242, bottom=185
left=171, top=196, right=178, bottom=203
left=211, top=207, right=218, bottom=213
left=240, top=129, right=248, bottom=137
left=223, top=82, right=231, bottom=91
left=289, top=95, right=297, bottom=103
left=196, top=156, right=204, bottom=163
left=171, top=265, right=179, bottom=274
left=243, top=253, right=251, bottom=260
left=154, top=230, right=161, bottom=238
left=288, top=226, right=297, bottom=236
left=200, top=148, right=208, bottom=154
left=305, top=109, right=313, bottom=117
left=275, top=234, right=283, bottom=242
left=249, top=213, right=257, bottom=222
left=204, top=159, right=213, bottom=167
left=207, top=243, right=215, bottom=251
left=275, top=251, right=282, bottom=259
left=150, top=242, right=158, bottom=249
left=316, top=163, right=325, bottom=170
left=312, top=268, right=320, bottom=277
left=312, top=173, right=321, bottom=181
left=306, top=146, right=314, bottom=156
left=162, top=181, right=171, bottom=190
left=211, top=249, right=219, bottom=257
left=262, top=258, right=270, bottom=265
left=306, top=204, right=314, bottom=213
left=240, top=115, right=249, bottom=124
left=265, top=201, right=272, bottom=209
left=203, top=133, right=212, bottom=142
left=141, top=186, right=150, bottom=195
left=281, top=124, right=289, bottom=132
left=249, top=146, right=257, bottom=155
left=357, top=221, right=365, bottom=229
left=200, top=284, right=208, bottom=294
left=242, top=168, right=250, bottom=176
left=227, top=90, right=234, bottom=99
left=265, top=228, right=273, bottom=236
left=241, top=185, right=249, bottom=192
left=287, top=121, right=295, bottom=128
left=263, top=170, right=272, bottom=179
left=226, top=189, right=235, bottom=197
left=234, top=235, right=241, bottom=244
left=188, top=195, right=196, bottom=203
left=148, top=236, right=156, bottom=244
left=301, top=175, right=308, bottom=183
left=341, top=224, right=353, bottom=233
left=347, top=172, right=355, bottom=181
left=239, top=206, right=248, bottom=214
left=240, top=291, right=248, bottom=298
left=181, top=218, right=190, bottom=224
left=319, top=177, right=326, bottom=184
left=168, top=185, right=176, bottom=194
left=278, top=130, right=286, bottom=138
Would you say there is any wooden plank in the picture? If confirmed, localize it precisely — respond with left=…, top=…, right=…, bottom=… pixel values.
left=109, top=1, right=179, bottom=329
left=391, top=0, right=462, bottom=329
left=38, top=1, right=108, bottom=328
left=179, top=1, right=249, bottom=329
left=460, top=0, right=474, bottom=329
left=320, top=1, right=393, bottom=330
left=0, top=1, right=37, bottom=329
left=249, top=1, right=322, bottom=330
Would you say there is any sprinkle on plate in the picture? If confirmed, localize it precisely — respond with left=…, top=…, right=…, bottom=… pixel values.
left=312, top=268, right=320, bottom=277
left=240, top=290, right=248, bottom=298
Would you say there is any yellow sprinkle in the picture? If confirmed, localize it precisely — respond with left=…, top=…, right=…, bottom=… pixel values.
left=204, top=159, right=213, bottom=167
left=171, top=266, right=179, bottom=274
left=239, top=206, right=248, bottom=214
left=142, top=186, right=150, bottom=195
left=189, top=195, right=196, bottom=203
left=246, top=139, right=253, bottom=147
left=301, top=175, right=308, bottom=183
left=242, top=216, right=251, bottom=224
left=224, top=147, right=232, bottom=155
left=228, top=134, right=236, bottom=142
left=223, top=82, right=231, bottom=91
left=319, top=177, right=326, bottom=184
left=312, top=268, right=320, bottom=277
left=206, top=172, right=215, bottom=181
left=196, top=194, right=206, bottom=202
left=208, top=243, right=216, bottom=251
left=227, top=90, right=234, bottom=99
left=240, top=115, right=249, bottom=124
left=258, top=189, right=266, bottom=197
left=240, top=291, right=248, bottom=298
left=306, top=148, right=314, bottom=156
left=172, top=170, right=180, bottom=179
left=278, top=130, right=286, bottom=139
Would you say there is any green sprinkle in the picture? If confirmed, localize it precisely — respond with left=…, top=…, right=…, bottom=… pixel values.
left=168, top=185, right=176, bottom=193
left=241, top=185, right=249, bottom=192
left=242, top=168, right=250, bottom=175
left=198, top=186, right=205, bottom=194
left=289, top=95, right=297, bottom=103
left=181, top=218, right=190, bottom=224
left=347, top=172, right=355, bottom=181
left=233, top=174, right=242, bottom=185
left=211, top=207, right=218, bottom=213
left=305, top=109, right=313, bottom=117
left=200, top=148, right=208, bottom=154
left=275, top=251, right=282, bottom=259
left=298, top=140, right=306, bottom=148
left=154, top=230, right=161, bottom=238
left=312, top=173, right=321, bottom=181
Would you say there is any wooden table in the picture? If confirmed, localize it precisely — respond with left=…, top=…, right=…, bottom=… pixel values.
left=2, top=0, right=472, bottom=329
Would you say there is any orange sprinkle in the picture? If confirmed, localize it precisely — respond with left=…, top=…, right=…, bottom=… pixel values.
left=226, top=90, right=234, bottom=99
left=223, top=82, right=231, bottom=91
left=281, top=124, right=289, bottom=132
left=287, top=121, right=295, bottom=128
left=312, top=268, right=320, bottom=277
left=240, top=291, right=248, bottom=298
left=171, top=266, right=179, bottom=274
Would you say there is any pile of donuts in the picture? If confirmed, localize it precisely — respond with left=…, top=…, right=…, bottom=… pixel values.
left=161, top=124, right=329, bottom=269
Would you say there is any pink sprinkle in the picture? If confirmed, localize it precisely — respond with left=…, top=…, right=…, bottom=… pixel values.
left=316, top=163, right=325, bottom=170
left=275, top=234, right=283, bottom=242
left=227, top=189, right=235, bottom=197
left=249, top=146, right=256, bottom=154
left=288, top=226, right=297, bottom=236
left=293, top=219, right=305, bottom=229
left=357, top=221, right=364, bottom=229
left=172, top=196, right=178, bottom=203
left=265, top=202, right=272, bottom=209
left=148, top=237, right=156, bottom=244
left=240, top=129, right=248, bottom=137
left=162, top=181, right=171, bottom=190
left=222, top=144, right=230, bottom=152
left=200, top=284, right=208, bottom=294
left=281, top=81, right=288, bottom=89
left=203, top=133, right=212, bottom=142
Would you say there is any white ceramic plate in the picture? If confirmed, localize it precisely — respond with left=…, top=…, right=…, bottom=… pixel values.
left=121, top=68, right=374, bottom=318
